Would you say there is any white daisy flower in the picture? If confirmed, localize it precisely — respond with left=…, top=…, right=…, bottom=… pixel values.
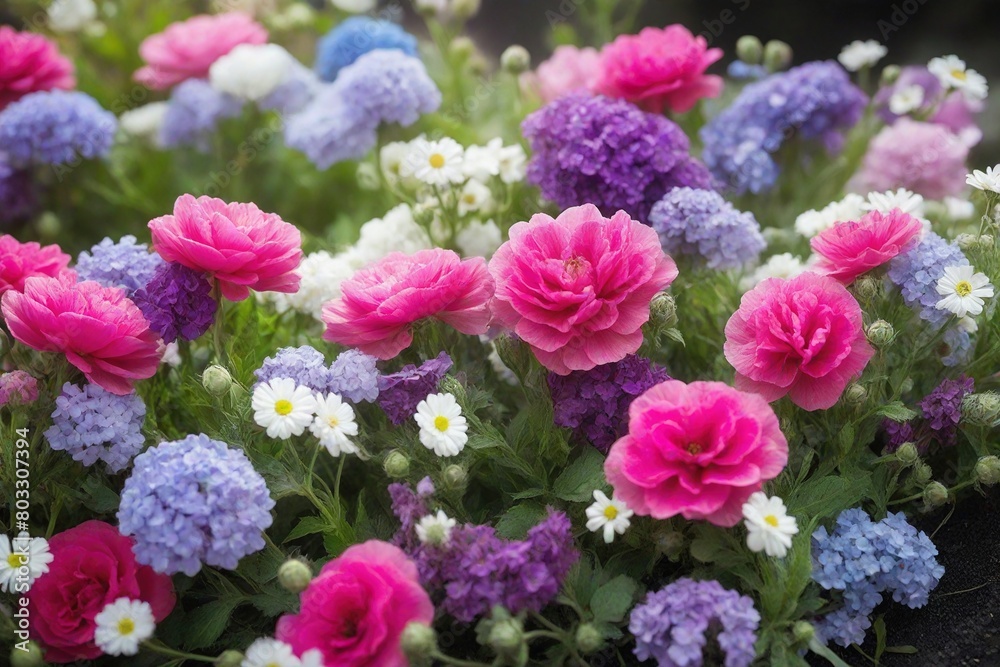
left=742, top=492, right=799, bottom=558
left=936, top=265, right=994, bottom=318
left=415, top=510, right=457, bottom=546
left=457, top=179, right=494, bottom=216
left=0, top=533, right=53, bottom=593
left=943, top=196, right=976, bottom=220
left=252, top=378, right=318, bottom=439
left=242, top=638, right=304, bottom=667
left=928, top=55, right=988, bottom=101
left=401, top=137, right=466, bottom=186
left=864, top=188, right=926, bottom=219
left=966, top=165, right=1000, bottom=194
left=462, top=139, right=503, bottom=181
left=310, top=393, right=359, bottom=457
left=497, top=143, right=527, bottom=183
left=93, top=598, right=156, bottom=656
left=739, top=253, right=806, bottom=292
left=837, top=40, right=887, bottom=71
left=585, top=490, right=633, bottom=544
left=888, top=84, right=925, bottom=115
left=414, top=392, right=468, bottom=457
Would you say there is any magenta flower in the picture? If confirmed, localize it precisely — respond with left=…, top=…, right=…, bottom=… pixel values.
left=605, top=380, right=788, bottom=527
left=724, top=272, right=874, bottom=411
left=812, top=209, right=924, bottom=284
left=489, top=204, right=677, bottom=375
left=0, top=27, right=75, bottom=110
left=0, top=235, right=75, bottom=295
left=521, top=45, right=600, bottom=104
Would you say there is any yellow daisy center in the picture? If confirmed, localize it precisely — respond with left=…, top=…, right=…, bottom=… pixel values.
left=955, top=280, right=973, bottom=297
left=117, top=618, right=135, bottom=636
left=429, top=153, right=446, bottom=169
left=7, top=553, right=26, bottom=568
left=686, top=443, right=702, bottom=455
left=764, top=515, right=779, bottom=528
left=274, top=399, right=293, bottom=416
left=327, top=416, right=340, bottom=428
left=952, top=69, right=967, bottom=80
left=434, top=415, right=450, bottom=432
left=463, top=194, right=477, bottom=204
left=603, top=505, right=619, bottom=520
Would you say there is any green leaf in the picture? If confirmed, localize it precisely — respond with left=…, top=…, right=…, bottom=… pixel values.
left=552, top=448, right=606, bottom=503
left=590, top=575, right=637, bottom=623
left=689, top=536, right=721, bottom=563
left=495, top=502, right=547, bottom=539
left=885, top=646, right=918, bottom=655
left=510, top=488, right=545, bottom=500
left=182, top=599, right=242, bottom=650
left=284, top=516, right=328, bottom=543
left=249, top=589, right=298, bottom=616
left=808, top=637, right=854, bottom=667
left=877, top=401, right=918, bottom=423
left=79, top=477, right=120, bottom=514
left=787, top=473, right=872, bottom=522
left=874, top=615, right=887, bottom=662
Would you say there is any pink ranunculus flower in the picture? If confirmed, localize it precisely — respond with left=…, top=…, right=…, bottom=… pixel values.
left=489, top=204, right=677, bottom=375
left=593, top=25, right=724, bottom=114
left=0, top=27, right=75, bottom=110
left=724, top=272, right=875, bottom=411
left=148, top=194, right=302, bottom=302
left=812, top=208, right=924, bottom=284
left=521, top=45, right=600, bottom=104
left=0, top=235, right=76, bottom=295
left=323, top=249, right=493, bottom=360
left=276, top=540, right=434, bottom=667
left=1, top=277, right=161, bottom=395
left=27, top=521, right=176, bottom=664
left=134, top=12, right=268, bottom=90
left=605, top=380, right=788, bottom=527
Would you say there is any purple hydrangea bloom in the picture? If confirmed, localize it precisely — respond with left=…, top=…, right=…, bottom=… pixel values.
left=43, top=382, right=146, bottom=473
left=0, top=371, right=39, bottom=407
left=726, top=61, right=767, bottom=80
left=649, top=187, right=765, bottom=269
left=254, top=345, right=335, bottom=393
left=0, top=157, right=37, bottom=226
left=75, top=235, right=164, bottom=294
left=548, top=354, right=669, bottom=453
left=888, top=232, right=969, bottom=329
left=700, top=61, right=867, bottom=194
left=331, top=50, right=441, bottom=127
left=160, top=79, right=243, bottom=151
left=0, top=90, right=117, bottom=166
left=329, top=348, right=380, bottom=403
left=258, top=62, right=320, bottom=115
left=919, top=375, right=974, bottom=447
left=377, top=352, right=453, bottom=424
left=284, top=86, right=377, bottom=169
left=521, top=93, right=715, bottom=223
left=132, top=263, right=216, bottom=343
left=315, top=17, right=419, bottom=82
left=629, top=578, right=760, bottom=667
left=118, top=433, right=275, bottom=575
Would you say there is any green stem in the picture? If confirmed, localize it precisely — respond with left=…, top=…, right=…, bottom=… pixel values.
left=142, top=640, right=216, bottom=663
left=304, top=443, right=322, bottom=492
left=334, top=455, right=346, bottom=509
left=429, top=651, right=492, bottom=667
left=210, top=281, right=226, bottom=365
left=888, top=479, right=974, bottom=506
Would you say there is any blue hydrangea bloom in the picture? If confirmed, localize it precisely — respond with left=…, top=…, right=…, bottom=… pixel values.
left=44, top=383, right=146, bottom=473
left=329, top=348, right=380, bottom=403
left=0, top=90, right=117, bottom=166
left=727, top=61, right=768, bottom=80
left=258, top=62, right=321, bottom=116
left=649, top=187, right=766, bottom=269
left=700, top=61, right=867, bottom=194
left=331, top=49, right=441, bottom=127
left=75, top=235, right=164, bottom=294
left=888, top=231, right=969, bottom=328
left=284, top=86, right=377, bottom=169
left=254, top=345, right=335, bottom=393
left=315, top=17, right=418, bottom=82
left=118, top=433, right=275, bottom=575
left=160, top=79, right=243, bottom=151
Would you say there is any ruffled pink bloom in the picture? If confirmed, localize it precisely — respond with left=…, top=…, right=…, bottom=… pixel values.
left=133, top=12, right=268, bottom=90
left=148, top=194, right=302, bottom=302
left=812, top=208, right=923, bottom=284
left=0, top=370, right=39, bottom=406
left=277, top=540, right=434, bottom=667
left=605, top=380, right=788, bottom=527
left=724, top=272, right=874, bottom=411
left=0, top=235, right=76, bottom=295
left=0, top=27, right=75, bottom=110
left=593, top=25, right=723, bottom=114
left=521, top=45, right=600, bottom=104
left=489, top=204, right=677, bottom=375
left=1, top=277, right=161, bottom=395
left=323, top=249, right=493, bottom=360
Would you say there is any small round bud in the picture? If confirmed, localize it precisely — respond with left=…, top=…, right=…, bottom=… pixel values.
left=488, top=616, right=525, bottom=653
left=202, top=365, right=233, bottom=396
left=442, top=464, right=468, bottom=493
left=11, top=642, right=45, bottom=667
left=36, top=212, right=62, bottom=239
left=735, top=35, right=764, bottom=64
left=866, top=319, right=895, bottom=349
left=649, top=292, right=678, bottom=329
left=384, top=450, right=410, bottom=478
left=277, top=558, right=313, bottom=594
left=438, top=375, right=466, bottom=401
left=852, top=275, right=882, bottom=303
left=894, top=442, right=919, bottom=466
left=922, top=481, right=949, bottom=508
left=400, top=622, right=438, bottom=665
left=449, top=36, right=476, bottom=61
left=879, top=64, right=901, bottom=86
left=214, top=650, right=245, bottom=667
left=963, top=392, right=1000, bottom=427
left=843, top=383, right=867, bottom=406
left=975, top=455, right=1000, bottom=486
left=793, top=621, right=815, bottom=644
left=763, top=40, right=792, bottom=72
left=912, top=462, right=932, bottom=485
left=356, top=162, right=380, bottom=191
left=452, top=0, right=482, bottom=20
left=414, top=0, right=441, bottom=17
left=501, top=45, right=531, bottom=74
left=575, top=623, right=604, bottom=654
left=900, top=377, right=914, bottom=395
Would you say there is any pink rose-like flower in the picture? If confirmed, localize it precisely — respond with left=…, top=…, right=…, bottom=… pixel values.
left=724, top=272, right=875, bottom=411
left=605, top=380, right=788, bottom=527
left=521, top=45, right=600, bottom=104
left=134, top=12, right=268, bottom=90
left=0, top=235, right=76, bottom=295
left=276, top=540, right=434, bottom=667
left=323, top=249, right=493, bottom=360
left=148, top=194, right=302, bottom=302
left=0, top=370, right=39, bottom=406
left=0, top=27, right=75, bottom=110
left=812, top=208, right=923, bottom=284
left=27, top=521, right=175, bottom=663
left=593, top=25, right=723, bottom=114
left=489, top=204, right=677, bottom=375
left=1, top=277, right=161, bottom=395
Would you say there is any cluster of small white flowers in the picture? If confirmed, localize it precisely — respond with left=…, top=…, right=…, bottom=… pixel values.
left=119, top=102, right=170, bottom=145
left=241, top=638, right=325, bottom=667
left=837, top=39, right=887, bottom=72
left=47, top=0, right=98, bottom=32
left=252, top=379, right=359, bottom=457
left=793, top=193, right=867, bottom=238
left=209, top=43, right=297, bottom=102
left=739, top=253, right=808, bottom=292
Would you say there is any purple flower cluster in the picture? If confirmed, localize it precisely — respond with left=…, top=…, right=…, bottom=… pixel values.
left=132, top=262, right=216, bottom=343
left=254, top=345, right=335, bottom=393
left=649, top=187, right=765, bottom=269
left=377, top=352, right=452, bottom=424
left=118, top=433, right=275, bottom=576
left=0, top=371, right=39, bottom=407
left=887, top=375, right=974, bottom=452
left=629, top=578, right=760, bottom=667
left=160, top=79, right=242, bottom=151
left=521, top=93, right=715, bottom=223
left=75, top=235, right=164, bottom=294
left=283, top=88, right=374, bottom=170
left=888, top=232, right=970, bottom=329
left=548, top=355, right=669, bottom=453
left=812, top=508, right=944, bottom=647
left=329, top=348, right=380, bottom=403
left=0, top=90, right=117, bottom=166
left=700, top=61, right=867, bottom=194
left=0, top=157, right=36, bottom=226
left=43, top=382, right=146, bottom=473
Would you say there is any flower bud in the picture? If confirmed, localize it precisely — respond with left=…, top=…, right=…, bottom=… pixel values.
left=438, top=375, right=466, bottom=402
left=384, top=450, right=410, bottom=478
left=912, top=462, right=932, bottom=485
left=652, top=527, right=686, bottom=559
left=894, top=442, right=919, bottom=466
left=962, top=392, right=1000, bottom=427
left=793, top=621, right=815, bottom=644
left=452, top=0, right=482, bottom=20
left=10, top=642, right=45, bottom=667
left=36, top=212, right=62, bottom=239
left=763, top=40, right=792, bottom=72
left=414, top=0, right=441, bottom=17
left=736, top=35, right=764, bottom=64
left=575, top=623, right=604, bottom=654
left=879, top=64, right=901, bottom=86
left=852, top=275, right=882, bottom=303
left=277, top=558, right=313, bottom=594
left=486, top=610, right=526, bottom=657
left=214, top=650, right=245, bottom=667
left=442, top=464, right=468, bottom=493
left=843, top=383, right=867, bottom=406
left=501, top=45, right=531, bottom=75
left=866, top=319, right=895, bottom=349
left=356, top=162, right=380, bottom=191
left=649, top=292, right=677, bottom=329
left=449, top=36, right=476, bottom=61
left=922, top=481, right=949, bottom=509
left=900, top=377, right=913, bottom=395
left=400, top=622, right=438, bottom=665
left=202, top=365, right=233, bottom=396
left=975, top=455, right=1000, bottom=486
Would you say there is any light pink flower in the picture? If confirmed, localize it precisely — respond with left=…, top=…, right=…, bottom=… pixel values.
left=0, top=235, right=76, bottom=295
left=489, top=204, right=677, bottom=375
left=148, top=194, right=302, bottom=302
left=323, top=249, right=493, bottom=360
left=724, top=272, right=874, bottom=411
left=521, top=45, right=600, bottom=104
left=1, top=277, right=161, bottom=395
left=276, top=540, right=434, bottom=667
left=605, top=380, right=788, bottom=527
left=812, top=208, right=923, bottom=284
left=0, top=27, right=75, bottom=110
left=134, top=12, right=268, bottom=90
left=593, top=25, right=723, bottom=114
left=0, top=370, right=39, bottom=406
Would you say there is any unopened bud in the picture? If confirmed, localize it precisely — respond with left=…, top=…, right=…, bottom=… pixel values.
left=10, top=642, right=45, bottom=667
left=449, top=36, right=476, bottom=61
left=36, top=212, right=62, bottom=239
left=866, top=319, right=895, bottom=348
left=736, top=35, right=764, bottom=64
left=957, top=233, right=995, bottom=252
left=452, top=0, right=482, bottom=20
left=438, top=375, right=465, bottom=402
left=900, top=377, right=914, bottom=395
left=487, top=613, right=525, bottom=656
left=442, top=464, right=468, bottom=493
left=763, top=40, right=792, bottom=72
left=879, top=64, right=901, bottom=86
left=793, top=621, right=815, bottom=644
left=214, top=650, right=245, bottom=667
left=844, top=383, right=867, bottom=406
left=384, top=450, right=410, bottom=478
left=912, top=462, right=932, bottom=485
left=853, top=275, right=882, bottom=303
left=501, top=45, right=531, bottom=74
left=650, top=292, right=677, bottom=328
left=400, top=622, right=438, bottom=665
left=894, top=442, right=919, bottom=466
left=356, top=162, right=380, bottom=191
left=975, top=455, right=1000, bottom=486
left=962, top=393, right=1000, bottom=427
left=923, top=481, right=949, bottom=508
left=202, top=365, right=233, bottom=396
left=575, top=623, right=604, bottom=654
left=277, top=558, right=313, bottom=594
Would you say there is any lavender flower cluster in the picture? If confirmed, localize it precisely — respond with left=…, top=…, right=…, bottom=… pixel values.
left=132, top=262, right=216, bottom=343
left=75, top=235, right=164, bottom=294
left=885, top=376, right=974, bottom=453
left=0, top=90, right=117, bottom=166
left=253, top=345, right=381, bottom=403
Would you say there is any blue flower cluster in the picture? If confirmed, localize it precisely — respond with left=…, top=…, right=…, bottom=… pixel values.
left=812, top=508, right=944, bottom=647
left=44, top=383, right=146, bottom=473
left=75, top=235, right=164, bottom=294
left=700, top=61, right=867, bottom=194
left=888, top=232, right=969, bottom=329
left=254, top=345, right=380, bottom=402
left=118, top=433, right=275, bottom=575
left=0, top=90, right=117, bottom=166
left=160, top=79, right=243, bottom=151
left=329, top=348, right=380, bottom=403
left=315, top=17, right=418, bottom=82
